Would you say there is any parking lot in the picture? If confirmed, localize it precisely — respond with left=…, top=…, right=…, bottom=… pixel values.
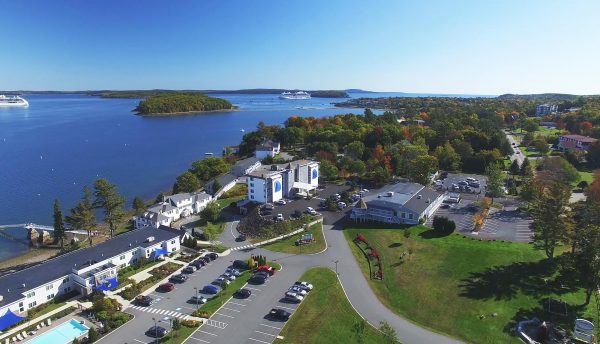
left=435, top=173, right=487, bottom=195
left=426, top=198, right=478, bottom=233
left=183, top=263, right=307, bottom=344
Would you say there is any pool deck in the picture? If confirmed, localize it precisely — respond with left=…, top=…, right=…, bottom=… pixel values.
left=23, top=316, right=89, bottom=343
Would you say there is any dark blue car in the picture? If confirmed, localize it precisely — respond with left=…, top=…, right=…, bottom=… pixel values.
left=203, top=285, right=220, bottom=294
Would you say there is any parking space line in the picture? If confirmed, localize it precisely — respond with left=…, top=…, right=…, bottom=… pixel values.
left=248, top=338, right=271, bottom=344
left=260, top=324, right=282, bottom=330
left=198, top=330, right=217, bottom=336
left=245, top=286, right=262, bottom=291
left=189, top=337, right=211, bottom=343
left=215, top=312, right=235, bottom=318
left=133, top=339, right=148, bottom=344
left=228, top=301, right=246, bottom=307
left=180, top=305, right=196, bottom=310
left=255, top=330, right=277, bottom=337
left=220, top=306, right=241, bottom=312
left=276, top=305, right=295, bottom=311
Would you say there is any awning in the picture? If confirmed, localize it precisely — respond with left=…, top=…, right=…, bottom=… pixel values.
left=95, top=277, right=119, bottom=292
left=153, top=248, right=168, bottom=258
left=292, top=182, right=315, bottom=191
left=0, top=309, right=26, bottom=331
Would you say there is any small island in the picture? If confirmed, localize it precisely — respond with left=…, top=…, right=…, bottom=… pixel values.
left=134, top=92, right=235, bottom=115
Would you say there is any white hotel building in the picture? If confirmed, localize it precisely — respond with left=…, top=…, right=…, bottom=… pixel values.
left=247, top=160, right=319, bottom=204
left=0, top=226, right=180, bottom=326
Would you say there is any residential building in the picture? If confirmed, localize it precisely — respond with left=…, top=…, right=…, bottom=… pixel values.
left=232, top=157, right=261, bottom=177
left=247, top=160, right=319, bottom=204
left=133, top=192, right=212, bottom=229
left=0, top=226, right=180, bottom=323
left=535, top=104, right=558, bottom=117
left=205, top=173, right=239, bottom=198
left=350, top=182, right=444, bottom=225
left=558, top=134, right=598, bottom=151
left=255, top=140, right=281, bottom=159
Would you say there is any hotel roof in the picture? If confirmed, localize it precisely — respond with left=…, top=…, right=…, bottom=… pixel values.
left=0, top=226, right=180, bottom=308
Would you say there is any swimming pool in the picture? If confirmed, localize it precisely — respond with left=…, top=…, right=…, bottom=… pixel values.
left=26, top=319, right=89, bottom=344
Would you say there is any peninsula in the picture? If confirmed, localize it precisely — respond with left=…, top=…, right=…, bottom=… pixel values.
left=134, top=92, right=234, bottom=115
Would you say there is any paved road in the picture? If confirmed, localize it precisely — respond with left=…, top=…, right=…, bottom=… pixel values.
left=504, top=130, right=525, bottom=165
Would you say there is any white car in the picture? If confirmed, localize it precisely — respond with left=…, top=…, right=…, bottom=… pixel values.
left=361, top=189, right=369, bottom=193
left=288, top=286, right=308, bottom=296
left=215, top=277, right=231, bottom=285
left=225, top=268, right=241, bottom=277
left=222, top=273, right=236, bottom=281
left=276, top=214, right=284, bottom=221
left=309, top=209, right=318, bottom=216
left=306, top=207, right=315, bottom=213
left=284, top=292, right=304, bottom=303
left=276, top=199, right=287, bottom=205
left=190, top=295, right=207, bottom=304
left=294, top=281, right=314, bottom=291
left=337, top=202, right=347, bottom=209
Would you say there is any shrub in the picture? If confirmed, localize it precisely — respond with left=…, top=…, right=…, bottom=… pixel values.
left=88, top=327, right=99, bottom=343
left=181, top=319, right=200, bottom=327
left=432, top=216, right=456, bottom=235
left=192, top=310, right=211, bottom=318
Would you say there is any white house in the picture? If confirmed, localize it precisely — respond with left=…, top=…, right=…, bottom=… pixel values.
left=134, top=192, right=212, bottom=229
left=247, top=160, right=319, bottom=204
left=0, top=226, right=180, bottom=331
left=255, top=140, right=281, bottom=159
left=350, top=182, right=444, bottom=225
left=205, top=173, right=239, bottom=199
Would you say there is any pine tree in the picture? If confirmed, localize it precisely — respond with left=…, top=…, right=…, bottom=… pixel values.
left=132, top=196, right=146, bottom=216
left=66, top=186, right=97, bottom=246
left=53, top=199, right=66, bottom=250
left=93, top=178, right=126, bottom=238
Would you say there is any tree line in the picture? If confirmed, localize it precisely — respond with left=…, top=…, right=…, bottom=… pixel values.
left=135, top=93, right=233, bottom=115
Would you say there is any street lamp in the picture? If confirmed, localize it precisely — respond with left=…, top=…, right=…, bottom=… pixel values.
left=152, top=317, right=158, bottom=344
left=194, top=287, right=199, bottom=309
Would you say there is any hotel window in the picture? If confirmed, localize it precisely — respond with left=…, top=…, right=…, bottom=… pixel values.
left=120, top=255, right=125, bottom=260
left=409, top=214, right=414, bottom=220
left=63, top=277, right=69, bottom=283
left=250, top=177, right=254, bottom=181
left=46, top=285, right=52, bottom=291
left=64, top=287, right=71, bottom=293
left=46, top=294, right=55, bottom=300
left=28, top=302, right=37, bottom=308
left=26, top=292, right=35, bottom=298
left=171, top=240, right=175, bottom=244
left=250, top=183, right=254, bottom=187
left=401, top=213, right=406, bottom=218
left=250, top=189, right=254, bottom=193
left=250, top=195, right=254, bottom=200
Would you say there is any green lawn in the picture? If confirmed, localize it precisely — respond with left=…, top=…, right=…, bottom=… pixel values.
left=275, top=268, right=390, bottom=344
left=261, top=223, right=326, bottom=254
left=160, top=323, right=200, bottom=344
left=344, top=226, right=594, bottom=344
left=195, top=271, right=251, bottom=316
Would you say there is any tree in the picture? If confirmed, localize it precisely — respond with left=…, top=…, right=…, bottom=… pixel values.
left=173, top=171, right=202, bottom=193
left=435, top=141, right=461, bottom=171
left=432, top=216, right=456, bottom=235
left=172, top=318, right=181, bottom=337
left=379, top=321, right=399, bottom=344
left=520, top=158, right=532, bottom=176
left=319, top=160, right=339, bottom=181
left=407, top=155, right=438, bottom=185
left=485, top=163, right=505, bottom=199
left=93, top=178, right=126, bottom=238
left=155, top=192, right=165, bottom=203
left=200, top=201, right=221, bottom=223
left=530, top=180, right=572, bottom=260
left=573, top=224, right=600, bottom=305
left=211, top=179, right=222, bottom=195
left=53, top=199, right=66, bottom=250
left=577, top=180, right=589, bottom=191
left=66, top=186, right=97, bottom=246
left=509, top=159, right=521, bottom=175
left=536, top=157, right=579, bottom=186
left=522, top=118, right=539, bottom=132
left=346, top=141, right=366, bottom=160
left=190, top=157, right=229, bottom=182
left=88, top=327, right=99, bottom=343
left=132, top=196, right=146, bottom=216
left=587, top=141, right=600, bottom=168
left=533, top=137, right=550, bottom=155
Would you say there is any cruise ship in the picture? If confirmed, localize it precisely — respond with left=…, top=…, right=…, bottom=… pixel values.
left=0, top=95, right=29, bottom=107
left=280, top=91, right=311, bottom=100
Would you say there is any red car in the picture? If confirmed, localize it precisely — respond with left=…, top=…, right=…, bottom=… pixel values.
left=159, top=283, right=175, bottom=292
left=257, top=265, right=276, bottom=276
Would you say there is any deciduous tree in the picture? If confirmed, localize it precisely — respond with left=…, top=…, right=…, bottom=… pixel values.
left=173, top=171, right=202, bottom=193
left=485, top=162, right=505, bottom=199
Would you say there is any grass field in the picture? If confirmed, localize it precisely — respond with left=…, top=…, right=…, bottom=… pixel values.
left=198, top=270, right=251, bottom=316
left=275, top=268, right=390, bottom=344
left=344, top=226, right=594, bottom=344
left=261, top=223, right=326, bottom=254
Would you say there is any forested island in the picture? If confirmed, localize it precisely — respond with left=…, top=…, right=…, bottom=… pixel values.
left=134, top=93, right=234, bottom=115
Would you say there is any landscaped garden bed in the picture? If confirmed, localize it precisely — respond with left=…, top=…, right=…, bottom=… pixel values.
left=260, top=223, right=325, bottom=254
left=118, top=262, right=183, bottom=300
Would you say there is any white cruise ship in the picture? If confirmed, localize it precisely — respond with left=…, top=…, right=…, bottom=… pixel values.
left=280, top=91, right=311, bottom=100
left=0, top=95, right=29, bottom=107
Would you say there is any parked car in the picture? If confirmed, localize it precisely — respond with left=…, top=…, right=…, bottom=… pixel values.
left=285, top=291, right=304, bottom=303
left=199, top=257, right=211, bottom=264
left=257, top=265, right=276, bottom=276
left=269, top=308, right=291, bottom=321
left=222, top=273, right=236, bottom=281
left=250, top=272, right=268, bottom=284
left=159, top=283, right=175, bottom=292
left=212, top=277, right=231, bottom=287
left=294, top=281, right=314, bottom=291
left=288, top=286, right=308, bottom=296
left=337, top=202, right=347, bottom=209
left=146, top=326, right=169, bottom=338
left=468, top=181, right=480, bottom=188
left=308, top=209, right=318, bottom=216
left=135, top=295, right=154, bottom=307
left=276, top=199, right=287, bottom=205
left=190, top=295, right=207, bottom=305
left=203, top=285, right=220, bottom=294
left=306, top=206, right=315, bottom=214
left=275, top=213, right=284, bottom=221
left=457, top=180, right=468, bottom=186
left=232, top=260, right=248, bottom=270
left=182, top=266, right=196, bottom=274
left=190, top=259, right=205, bottom=268
left=234, top=288, right=252, bottom=299
left=169, top=274, right=188, bottom=284
left=207, top=253, right=219, bottom=260
left=225, top=268, right=241, bottom=276
left=236, top=234, right=247, bottom=242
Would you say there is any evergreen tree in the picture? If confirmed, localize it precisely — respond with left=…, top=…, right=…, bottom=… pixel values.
left=66, top=186, right=97, bottom=246
left=509, top=159, right=521, bottom=175
left=93, top=178, right=126, bottom=238
left=53, top=199, right=66, bottom=250
left=573, top=224, right=600, bottom=305
left=132, top=196, right=146, bottom=216
left=520, top=158, right=531, bottom=176
left=485, top=162, right=505, bottom=200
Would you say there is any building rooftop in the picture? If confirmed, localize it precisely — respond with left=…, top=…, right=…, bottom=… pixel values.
left=561, top=134, right=598, bottom=143
left=232, top=157, right=261, bottom=177
left=256, top=139, right=280, bottom=151
left=359, top=182, right=441, bottom=214
left=0, top=226, right=180, bottom=308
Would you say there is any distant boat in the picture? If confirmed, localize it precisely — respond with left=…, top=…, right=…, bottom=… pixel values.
left=280, top=91, right=311, bottom=100
left=240, top=129, right=245, bottom=132
left=205, top=152, right=214, bottom=156
left=0, top=95, right=29, bottom=107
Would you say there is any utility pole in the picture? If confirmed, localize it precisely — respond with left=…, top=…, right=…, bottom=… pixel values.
left=194, top=287, right=199, bottom=309
left=334, top=260, right=339, bottom=275
left=152, top=317, right=158, bottom=344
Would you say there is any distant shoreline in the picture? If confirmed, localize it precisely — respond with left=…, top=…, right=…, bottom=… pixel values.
left=136, top=106, right=238, bottom=116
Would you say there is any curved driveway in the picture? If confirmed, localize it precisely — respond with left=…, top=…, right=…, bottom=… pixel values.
left=229, top=219, right=463, bottom=344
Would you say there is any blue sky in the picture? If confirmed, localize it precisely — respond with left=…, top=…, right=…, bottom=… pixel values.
left=1, top=0, right=599, bottom=94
